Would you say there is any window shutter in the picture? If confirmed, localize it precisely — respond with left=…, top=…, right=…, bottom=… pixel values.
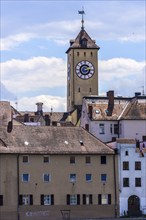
left=89, top=194, right=92, bottom=204
left=98, top=194, right=101, bottom=205
left=108, top=194, right=111, bottom=204
left=83, top=194, right=86, bottom=205
left=51, top=194, right=54, bottom=205
left=41, top=195, right=44, bottom=205
left=0, top=195, right=3, bottom=206
left=30, top=195, right=33, bottom=205
left=67, top=194, right=70, bottom=205
left=19, top=195, right=23, bottom=205
left=77, top=194, right=80, bottom=205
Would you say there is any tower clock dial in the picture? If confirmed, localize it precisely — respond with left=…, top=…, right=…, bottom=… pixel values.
left=76, top=60, right=94, bottom=79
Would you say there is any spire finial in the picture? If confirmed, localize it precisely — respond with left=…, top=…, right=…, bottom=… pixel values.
left=78, top=7, right=85, bottom=30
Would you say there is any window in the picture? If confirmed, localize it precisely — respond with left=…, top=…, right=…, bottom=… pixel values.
left=125, top=150, right=129, bottom=156
left=0, top=195, right=3, bottom=206
left=85, top=156, right=91, bottom=164
left=41, top=194, right=54, bottom=205
left=123, top=178, right=129, bottom=187
left=135, top=178, right=141, bottom=187
left=70, top=174, right=76, bottom=183
left=123, top=161, right=129, bottom=170
left=99, top=124, right=104, bottom=134
left=78, top=88, right=80, bottom=92
left=83, top=194, right=92, bottom=205
left=135, top=161, right=141, bottom=170
left=22, top=174, right=30, bottom=182
left=101, top=174, right=107, bottom=182
left=110, top=124, right=112, bottom=134
left=84, top=52, right=86, bottom=56
left=98, top=194, right=111, bottom=205
left=86, top=174, right=92, bottom=182
left=43, top=156, right=50, bottom=163
left=89, top=88, right=92, bottom=92
left=23, top=155, right=29, bottom=163
left=91, top=52, right=93, bottom=56
left=43, top=174, right=51, bottom=182
left=67, top=194, right=80, bottom=205
left=77, top=52, right=79, bottom=56
left=70, top=156, right=75, bottom=164
left=101, top=156, right=106, bottom=164
left=114, top=124, right=118, bottom=134
left=19, top=195, right=33, bottom=205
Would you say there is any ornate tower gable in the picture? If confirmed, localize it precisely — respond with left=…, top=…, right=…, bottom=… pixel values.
left=66, top=29, right=100, bottom=53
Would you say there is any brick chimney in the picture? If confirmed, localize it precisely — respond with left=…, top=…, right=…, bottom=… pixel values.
left=106, top=90, right=114, bottom=116
left=36, top=102, right=43, bottom=115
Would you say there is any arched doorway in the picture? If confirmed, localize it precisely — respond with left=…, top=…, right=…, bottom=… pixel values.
left=128, top=195, right=141, bottom=216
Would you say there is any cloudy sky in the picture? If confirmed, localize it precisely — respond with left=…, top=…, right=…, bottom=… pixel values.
left=1, top=0, right=146, bottom=112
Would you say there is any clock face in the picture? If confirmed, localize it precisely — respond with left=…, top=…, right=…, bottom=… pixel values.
left=76, top=60, right=94, bottom=79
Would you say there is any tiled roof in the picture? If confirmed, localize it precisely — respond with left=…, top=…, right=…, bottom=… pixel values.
left=66, top=29, right=100, bottom=52
left=0, top=125, right=114, bottom=155
left=84, top=95, right=146, bottom=120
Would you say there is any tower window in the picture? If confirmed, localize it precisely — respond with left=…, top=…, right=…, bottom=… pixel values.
left=78, top=88, right=80, bottom=92
left=84, top=52, right=86, bottom=56
left=89, top=88, right=91, bottom=92
left=77, top=52, right=79, bottom=56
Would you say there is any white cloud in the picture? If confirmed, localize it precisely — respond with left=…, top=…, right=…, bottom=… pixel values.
left=10, top=95, right=66, bottom=112
left=1, top=33, right=36, bottom=51
left=1, top=56, right=67, bottom=92
left=99, top=58, right=145, bottom=96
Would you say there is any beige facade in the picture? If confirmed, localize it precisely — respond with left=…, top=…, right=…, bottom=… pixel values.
left=0, top=123, right=119, bottom=220
left=66, top=29, right=100, bottom=112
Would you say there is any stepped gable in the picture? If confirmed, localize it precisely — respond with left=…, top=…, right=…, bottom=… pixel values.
left=0, top=125, right=114, bottom=155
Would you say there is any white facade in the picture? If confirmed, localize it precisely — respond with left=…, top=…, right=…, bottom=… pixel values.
left=117, top=141, right=146, bottom=216
left=80, top=95, right=146, bottom=143
left=119, top=120, right=146, bottom=141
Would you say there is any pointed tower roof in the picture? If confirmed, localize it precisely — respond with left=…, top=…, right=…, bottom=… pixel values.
left=66, top=29, right=100, bottom=53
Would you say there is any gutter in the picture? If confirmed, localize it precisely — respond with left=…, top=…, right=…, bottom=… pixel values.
left=17, top=154, right=20, bottom=220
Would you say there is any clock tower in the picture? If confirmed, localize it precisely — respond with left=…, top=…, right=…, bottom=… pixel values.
left=66, top=11, right=100, bottom=112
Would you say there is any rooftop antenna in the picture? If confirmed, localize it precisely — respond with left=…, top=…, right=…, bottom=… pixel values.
left=78, top=7, right=85, bottom=30
left=15, top=98, right=18, bottom=111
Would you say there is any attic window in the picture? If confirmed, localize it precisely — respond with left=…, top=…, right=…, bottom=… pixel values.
left=81, top=39, right=87, bottom=47
left=79, top=140, right=84, bottom=146
left=95, top=109, right=100, bottom=114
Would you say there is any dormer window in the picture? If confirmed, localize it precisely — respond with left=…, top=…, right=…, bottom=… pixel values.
left=81, top=38, right=87, bottom=47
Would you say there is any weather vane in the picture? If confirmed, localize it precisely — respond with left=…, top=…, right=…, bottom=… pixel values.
left=78, top=7, right=85, bottom=30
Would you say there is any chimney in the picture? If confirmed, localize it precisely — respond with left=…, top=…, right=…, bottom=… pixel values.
left=106, top=90, right=114, bottom=116
left=135, top=92, right=141, bottom=97
left=107, top=90, right=114, bottom=106
left=36, top=102, right=43, bottom=115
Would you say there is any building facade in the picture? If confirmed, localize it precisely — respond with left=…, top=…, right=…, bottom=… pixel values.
left=80, top=91, right=146, bottom=143
left=0, top=104, right=119, bottom=220
left=115, top=139, right=146, bottom=217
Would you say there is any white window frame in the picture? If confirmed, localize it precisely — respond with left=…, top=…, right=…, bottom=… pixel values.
left=22, top=174, right=30, bottom=182
left=86, top=174, right=92, bottom=182
left=22, top=155, right=29, bottom=163
left=22, top=195, right=30, bottom=205
left=70, top=195, right=77, bottom=205
left=99, top=123, right=105, bottom=134
left=70, top=174, right=76, bottom=183
left=101, top=194, right=108, bottom=205
left=43, top=174, right=51, bottom=182
left=44, top=195, right=51, bottom=205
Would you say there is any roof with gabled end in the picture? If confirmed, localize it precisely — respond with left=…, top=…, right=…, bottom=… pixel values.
left=0, top=125, right=114, bottom=155
left=66, top=29, right=100, bottom=53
